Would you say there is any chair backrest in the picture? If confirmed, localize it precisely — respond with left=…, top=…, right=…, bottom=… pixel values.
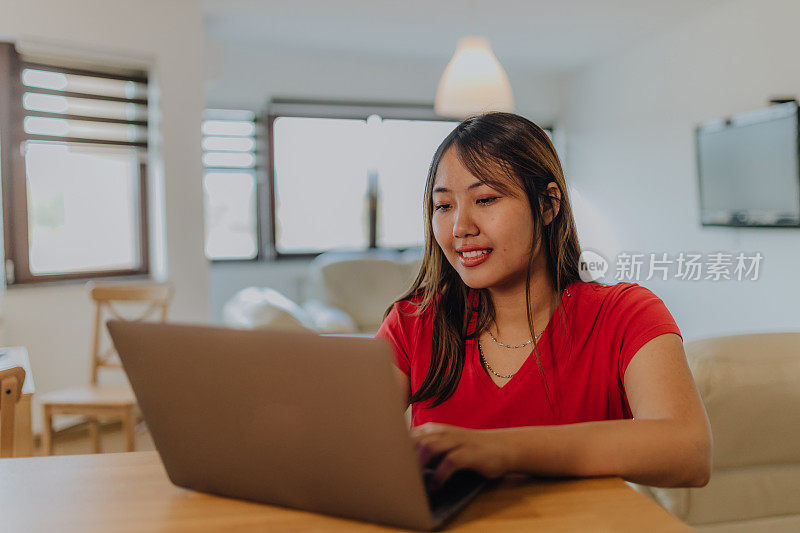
left=0, top=366, right=25, bottom=458
left=87, top=282, right=173, bottom=385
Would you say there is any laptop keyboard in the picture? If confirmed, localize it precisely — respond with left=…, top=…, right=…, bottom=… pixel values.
left=423, top=467, right=488, bottom=515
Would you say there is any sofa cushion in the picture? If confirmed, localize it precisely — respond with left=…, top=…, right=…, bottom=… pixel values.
left=222, top=287, right=316, bottom=332
left=637, top=462, right=800, bottom=525
left=684, top=332, right=800, bottom=468
left=301, top=299, right=358, bottom=334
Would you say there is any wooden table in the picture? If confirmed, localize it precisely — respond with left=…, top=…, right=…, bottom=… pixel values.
left=0, top=452, right=690, bottom=532
left=0, top=346, right=34, bottom=457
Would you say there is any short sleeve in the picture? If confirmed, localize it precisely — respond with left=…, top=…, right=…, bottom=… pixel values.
left=375, top=303, right=412, bottom=377
left=612, top=284, right=682, bottom=386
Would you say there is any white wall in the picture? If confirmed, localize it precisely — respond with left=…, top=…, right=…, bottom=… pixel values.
left=0, top=0, right=209, bottom=431
left=563, top=0, right=800, bottom=341
left=206, top=42, right=566, bottom=321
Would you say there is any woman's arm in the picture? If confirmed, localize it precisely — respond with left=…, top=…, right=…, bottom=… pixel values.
left=412, top=333, right=713, bottom=488
left=393, top=367, right=411, bottom=407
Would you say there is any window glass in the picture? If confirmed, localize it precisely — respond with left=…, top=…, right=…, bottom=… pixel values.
left=272, top=117, right=370, bottom=253
left=202, top=110, right=259, bottom=260
left=376, top=119, right=457, bottom=248
left=25, top=141, right=141, bottom=274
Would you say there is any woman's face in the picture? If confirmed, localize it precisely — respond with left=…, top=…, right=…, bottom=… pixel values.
left=431, top=147, right=538, bottom=291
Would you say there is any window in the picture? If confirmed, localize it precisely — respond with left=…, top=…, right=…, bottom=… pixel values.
left=0, top=43, right=149, bottom=284
left=267, top=100, right=459, bottom=258
left=202, top=109, right=259, bottom=261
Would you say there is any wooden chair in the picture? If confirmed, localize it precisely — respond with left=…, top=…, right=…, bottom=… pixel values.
left=0, top=366, right=26, bottom=458
left=40, top=283, right=172, bottom=455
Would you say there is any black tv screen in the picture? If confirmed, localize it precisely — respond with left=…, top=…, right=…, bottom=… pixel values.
left=696, top=102, right=800, bottom=227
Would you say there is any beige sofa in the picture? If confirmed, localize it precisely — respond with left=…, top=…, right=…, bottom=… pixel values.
left=630, top=332, right=800, bottom=532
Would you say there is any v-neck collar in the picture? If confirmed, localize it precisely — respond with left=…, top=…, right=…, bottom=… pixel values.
left=470, top=283, right=577, bottom=394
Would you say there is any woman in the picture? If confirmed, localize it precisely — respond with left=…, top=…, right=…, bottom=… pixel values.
left=376, top=112, right=712, bottom=490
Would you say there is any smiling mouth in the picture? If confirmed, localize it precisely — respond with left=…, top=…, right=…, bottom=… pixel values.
left=458, top=249, right=492, bottom=258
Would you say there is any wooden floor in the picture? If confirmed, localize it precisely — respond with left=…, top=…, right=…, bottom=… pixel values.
left=33, top=421, right=156, bottom=456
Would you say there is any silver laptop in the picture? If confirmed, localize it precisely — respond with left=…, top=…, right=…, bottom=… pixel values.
left=107, top=320, right=488, bottom=531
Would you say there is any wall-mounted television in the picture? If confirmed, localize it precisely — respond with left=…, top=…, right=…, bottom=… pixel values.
left=696, top=101, right=800, bottom=227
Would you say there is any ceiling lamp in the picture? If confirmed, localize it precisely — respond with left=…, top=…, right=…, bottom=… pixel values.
left=434, top=36, right=514, bottom=118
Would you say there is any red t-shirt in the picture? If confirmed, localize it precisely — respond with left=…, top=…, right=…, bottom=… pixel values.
left=375, top=281, right=681, bottom=429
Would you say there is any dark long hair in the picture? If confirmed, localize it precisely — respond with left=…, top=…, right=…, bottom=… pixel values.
left=384, top=112, right=583, bottom=409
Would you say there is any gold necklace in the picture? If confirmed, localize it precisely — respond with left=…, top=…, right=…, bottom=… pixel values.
left=478, top=340, right=517, bottom=379
left=487, top=328, right=542, bottom=349
left=487, top=287, right=571, bottom=349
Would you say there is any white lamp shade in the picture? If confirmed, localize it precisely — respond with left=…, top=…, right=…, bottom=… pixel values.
left=434, top=36, right=514, bottom=118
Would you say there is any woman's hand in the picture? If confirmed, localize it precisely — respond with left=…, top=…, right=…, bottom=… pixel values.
left=410, top=422, right=512, bottom=486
